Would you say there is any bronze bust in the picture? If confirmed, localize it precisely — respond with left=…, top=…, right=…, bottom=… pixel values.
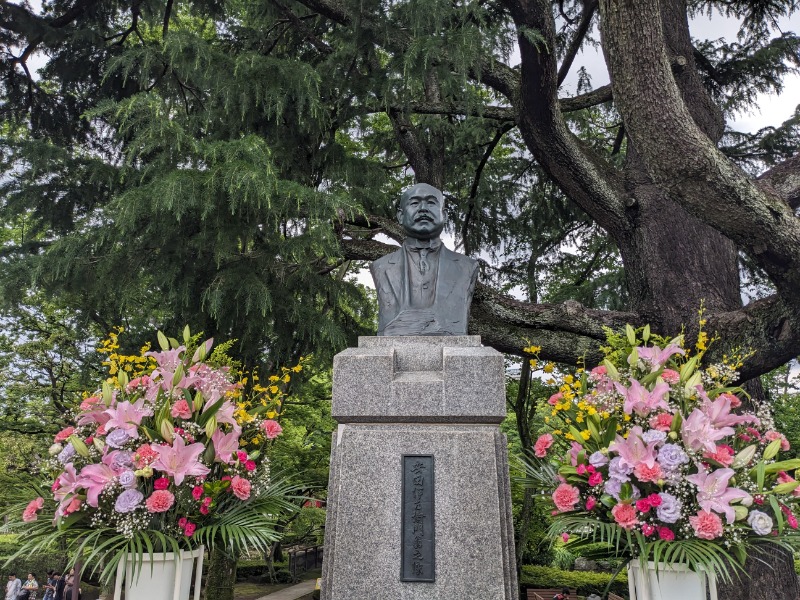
left=370, top=183, right=479, bottom=336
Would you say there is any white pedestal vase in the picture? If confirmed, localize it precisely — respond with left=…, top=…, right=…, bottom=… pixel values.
left=113, top=546, right=204, bottom=600
left=627, top=561, right=717, bottom=600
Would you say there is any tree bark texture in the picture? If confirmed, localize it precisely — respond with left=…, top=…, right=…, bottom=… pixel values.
left=204, top=546, right=237, bottom=600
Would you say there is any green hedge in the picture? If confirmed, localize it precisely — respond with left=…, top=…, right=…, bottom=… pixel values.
left=521, top=565, right=629, bottom=598
left=1, top=553, right=68, bottom=580
left=236, top=560, right=292, bottom=583
left=0, top=534, right=21, bottom=556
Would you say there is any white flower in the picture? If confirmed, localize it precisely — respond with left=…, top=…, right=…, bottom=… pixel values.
left=747, top=510, right=773, bottom=535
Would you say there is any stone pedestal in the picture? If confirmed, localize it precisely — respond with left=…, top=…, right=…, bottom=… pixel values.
left=321, top=336, right=518, bottom=600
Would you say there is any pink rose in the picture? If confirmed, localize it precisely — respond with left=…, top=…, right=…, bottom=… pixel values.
left=54, top=427, right=75, bottom=443
left=585, top=496, right=597, bottom=511
left=145, top=490, right=175, bottom=513
left=245, top=460, right=257, bottom=472
left=533, top=434, right=554, bottom=458
left=661, top=369, right=680, bottom=384
left=192, top=486, right=204, bottom=500
left=658, top=526, right=675, bottom=541
left=611, top=503, right=639, bottom=530
left=261, top=420, right=283, bottom=439
left=64, top=497, right=82, bottom=515
left=633, top=462, right=663, bottom=483
left=689, top=510, right=724, bottom=540
left=548, top=392, right=564, bottom=406
left=154, top=477, right=170, bottom=490
left=588, top=472, right=603, bottom=487
left=171, top=399, right=192, bottom=419
left=22, top=497, right=45, bottom=522
left=230, top=475, right=251, bottom=500
left=649, top=413, right=673, bottom=432
left=552, top=483, right=580, bottom=513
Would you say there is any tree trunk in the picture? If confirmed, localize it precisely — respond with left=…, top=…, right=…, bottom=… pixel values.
left=718, top=545, right=800, bottom=600
left=204, top=546, right=237, bottom=600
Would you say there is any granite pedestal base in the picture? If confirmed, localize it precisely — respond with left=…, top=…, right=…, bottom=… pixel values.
left=321, top=336, right=518, bottom=600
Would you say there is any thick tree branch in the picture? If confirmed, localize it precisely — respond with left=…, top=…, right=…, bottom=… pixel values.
left=270, top=0, right=334, bottom=55
left=757, top=154, right=800, bottom=211
left=599, top=0, right=800, bottom=304
left=501, top=0, right=630, bottom=238
left=560, top=84, right=612, bottom=111
left=557, top=0, right=598, bottom=87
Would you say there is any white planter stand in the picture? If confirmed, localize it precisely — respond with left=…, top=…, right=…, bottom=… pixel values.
left=113, top=546, right=204, bottom=600
left=628, top=561, right=717, bottom=600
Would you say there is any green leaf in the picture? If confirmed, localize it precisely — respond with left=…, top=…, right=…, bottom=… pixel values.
left=769, top=495, right=784, bottom=534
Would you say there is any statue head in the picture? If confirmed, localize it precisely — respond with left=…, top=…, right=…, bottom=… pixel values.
left=397, top=183, right=445, bottom=240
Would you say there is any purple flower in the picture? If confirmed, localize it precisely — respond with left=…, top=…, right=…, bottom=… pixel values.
left=608, top=456, right=633, bottom=482
left=118, top=470, right=137, bottom=489
left=589, top=451, right=609, bottom=468
left=658, top=444, right=689, bottom=470
left=110, top=450, right=134, bottom=471
left=642, top=430, right=667, bottom=446
left=604, top=478, right=640, bottom=501
left=114, top=489, right=144, bottom=513
left=106, top=429, right=131, bottom=449
left=58, top=443, right=76, bottom=464
left=656, top=492, right=682, bottom=523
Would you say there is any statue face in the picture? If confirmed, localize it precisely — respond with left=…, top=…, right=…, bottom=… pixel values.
left=397, top=183, right=445, bottom=240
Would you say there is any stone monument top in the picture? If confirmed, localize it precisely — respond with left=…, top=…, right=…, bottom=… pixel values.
left=370, top=183, right=479, bottom=336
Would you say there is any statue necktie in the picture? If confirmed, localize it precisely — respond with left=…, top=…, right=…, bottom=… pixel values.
left=418, top=248, right=429, bottom=274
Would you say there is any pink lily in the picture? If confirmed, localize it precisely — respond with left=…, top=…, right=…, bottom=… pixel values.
left=202, top=397, right=241, bottom=433
left=211, top=429, right=241, bottom=464
left=637, top=344, right=685, bottom=371
left=615, top=379, right=670, bottom=416
left=697, top=387, right=760, bottom=428
left=104, top=399, right=152, bottom=438
left=686, top=468, right=751, bottom=524
left=680, top=408, right=735, bottom=453
left=608, top=426, right=659, bottom=470
left=150, top=436, right=210, bottom=486
left=53, top=463, right=80, bottom=503
left=77, top=461, right=116, bottom=507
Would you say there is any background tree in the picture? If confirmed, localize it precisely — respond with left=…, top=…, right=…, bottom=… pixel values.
left=2, top=0, right=800, bottom=597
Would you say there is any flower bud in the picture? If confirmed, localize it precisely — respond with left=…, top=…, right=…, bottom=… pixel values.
left=668, top=431, right=678, bottom=440
left=49, top=444, right=63, bottom=456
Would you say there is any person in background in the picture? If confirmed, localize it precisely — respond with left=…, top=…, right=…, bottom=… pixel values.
left=552, top=588, right=570, bottom=600
left=41, top=572, right=55, bottom=600
left=21, top=573, right=38, bottom=600
left=5, top=574, right=21, bottom=600
left=61, top=570, right=74, bottom=600
left=52, top=573, right=65, bottom=600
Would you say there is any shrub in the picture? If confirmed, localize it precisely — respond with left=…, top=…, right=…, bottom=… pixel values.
left=0, top=534, right=21, bottom=556
left=1, top=553, right=68, bottom=580
left=236, top=560, right=292, bottom=583
left=521, top=565, right=629, bottom=597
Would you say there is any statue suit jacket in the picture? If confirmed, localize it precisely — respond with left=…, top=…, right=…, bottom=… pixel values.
left=370, top=244, right=479, bottom=336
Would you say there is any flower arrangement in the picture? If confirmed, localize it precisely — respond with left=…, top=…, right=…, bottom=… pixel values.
left=10, top=327, right=301, bottom=582
left=524, top=323, right=800, bottom=578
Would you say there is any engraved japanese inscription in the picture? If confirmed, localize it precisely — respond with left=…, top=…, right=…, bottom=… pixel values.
left=401, top=455, right=435, bottom=582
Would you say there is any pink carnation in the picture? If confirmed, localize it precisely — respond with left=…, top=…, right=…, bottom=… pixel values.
left=719, top=392, right=741, bottom=408
left=64, top=497, right=82, bottom=515
left=261, top=419, right=283, bottom=439
left=192, top=486, right=204, bottom=500
left=689, top=510, right=724, bottom=540
left=184, top=522, right=197, bottom=537
left=765, top=430, right=790, bottom=451
left=658, top=527, right=675, bottom=541
left=237, top=450, right=248, bottom=462
left=788, top=514, right=799, bottom=530
left=649, top=413, right=674, bottom=432
left=635, top=499, right=651, bottom=513
left=647, top=493, right=662, bottom=507
left=230, top=475, right=252, bottom=500
left=80, top=396, right=101, bottom=410
left=641, top=524, right=656, bottom=536
left=552, top=483, right=581, bottom=513
left=245, top=460, right=257, bottom=472
left=22, top=497, right=45, bottom=522
left=611, top=503, right=639, bottom=530
left=534, top=434, right=554, bottom=458
left=589, top=366, right=607, bottom=380
left=776, top=472, right=800, bottom=497
left=633, top=462, right=663, bottom=483
left=588, top=472, right=603, bottom=487
left=134, top=444, right=159, bottom=468
left=661, top=369, right=680, bottom=384
left=586, top=496, right=597, bottom=511
left=703, top=444, right=735, bottom=467
left=548, top=392, right=564, bottom=406
left=170, top=399, right=192, bottom=419
left=154, top=477, right=170, bottom=490
left=145, top=490, right=175, bottom=513
left=54, top=427, right=75, bottom=443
